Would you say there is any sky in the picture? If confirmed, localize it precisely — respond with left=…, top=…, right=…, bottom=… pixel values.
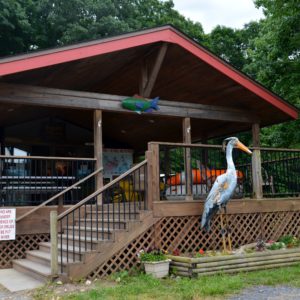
left=172, top=0, right=264, bottom=33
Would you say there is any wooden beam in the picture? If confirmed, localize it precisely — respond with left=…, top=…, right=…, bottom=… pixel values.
left=252, top=123, right=263, bottom=199
left=143, top=43, right=168, bottom=98
left=0, top=83, right=259, bottom=123
left=183, top=118, right=192, bottom=200
left=94, top=110, right=103, bottom=196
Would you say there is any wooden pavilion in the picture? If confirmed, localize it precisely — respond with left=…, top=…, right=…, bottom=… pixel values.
left=0, top=25, right=299, bottom=282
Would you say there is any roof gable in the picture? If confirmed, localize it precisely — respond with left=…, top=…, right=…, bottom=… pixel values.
left=0, top=25, right=298, bottom=120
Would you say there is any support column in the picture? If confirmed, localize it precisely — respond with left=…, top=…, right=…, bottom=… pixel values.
left=0, top=127, right=5, bottom=155
left=183, top=118, right=192, bottom=200
left=251, top=123, right=263, bottom=199
left=94, top=110, right=103, bottom=200
left=147, top=143, right=160, bottom=208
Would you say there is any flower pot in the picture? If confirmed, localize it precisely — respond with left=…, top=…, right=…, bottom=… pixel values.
left=143, top=259, right=171, bottom=278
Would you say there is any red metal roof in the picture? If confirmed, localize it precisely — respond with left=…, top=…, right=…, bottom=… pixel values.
left=0, top=25, right=297, bottom=119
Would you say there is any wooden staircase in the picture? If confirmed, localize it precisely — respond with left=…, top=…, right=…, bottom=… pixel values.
left=12, top=160, right=153, bottom=282
left=13, top=203, right=155, bottom=282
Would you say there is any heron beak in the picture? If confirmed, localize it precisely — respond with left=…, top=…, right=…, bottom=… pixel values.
left=236, top=141, right=252, bottom=154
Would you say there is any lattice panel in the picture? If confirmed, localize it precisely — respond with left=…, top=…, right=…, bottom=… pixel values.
left=0, top=233, right=50, bottom=268
left=86, top=210, right=300, bottom=280
left=261, top=211, right=300, bottom=241
left=156, top=213, right=262, bottom=252
left=88, top=227, right=155, bottom=279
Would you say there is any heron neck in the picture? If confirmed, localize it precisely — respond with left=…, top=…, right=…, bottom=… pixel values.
left=226, top=143, right=235, bottom=171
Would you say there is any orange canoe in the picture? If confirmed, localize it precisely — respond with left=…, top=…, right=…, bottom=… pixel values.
left=167, top=169, right=243, bottom=185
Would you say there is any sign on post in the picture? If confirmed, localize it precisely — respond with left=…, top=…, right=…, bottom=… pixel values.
left=0, top=208, right=16, bottom=240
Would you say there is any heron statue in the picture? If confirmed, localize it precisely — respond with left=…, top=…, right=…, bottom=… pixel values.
left=201, top=137, right=252, bottom=252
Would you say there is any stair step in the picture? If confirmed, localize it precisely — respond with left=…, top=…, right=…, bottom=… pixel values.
left=85, top=211, right=140, bottom=220
left=63, top=226, right=115, bottom=239
left=39, top=242, right=87, bottom=260
left=59, top=233, right=107, bottom=249
left=76, top=218, right=127, bottom=229
left=13, top=259, right=51, bottom=282
left=26, top=250, right=79, bottom=266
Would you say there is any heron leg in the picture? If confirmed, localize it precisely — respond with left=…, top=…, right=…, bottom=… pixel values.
left=220, top=212, right=227, bottom=253
left=223, top=206, right=232, bottom=252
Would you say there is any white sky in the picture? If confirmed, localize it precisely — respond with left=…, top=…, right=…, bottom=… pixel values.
left=172, top=0, right=264, bottom=33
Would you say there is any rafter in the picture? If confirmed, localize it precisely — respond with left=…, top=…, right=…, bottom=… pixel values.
left=140, top=43, right=168, bottom=98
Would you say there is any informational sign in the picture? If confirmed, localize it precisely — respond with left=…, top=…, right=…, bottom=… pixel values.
left=0, top=208, right=16, bottom=241
left=103, top=149, right=133, bottom=180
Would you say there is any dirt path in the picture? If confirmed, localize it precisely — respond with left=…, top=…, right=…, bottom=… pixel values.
left=228, top=285, right=300, bottom=300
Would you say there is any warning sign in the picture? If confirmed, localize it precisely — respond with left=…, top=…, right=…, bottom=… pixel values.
left=0, top=208, right=16, bottom=241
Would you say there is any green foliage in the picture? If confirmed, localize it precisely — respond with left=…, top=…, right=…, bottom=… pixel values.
left=267, top=242, right=285, bottom=250
left=278, top=235, right=300, bottom=248
left=49, top=264, right=300, bottom=299
left=139, top=249, right=166, bottom=262
left=244, top=0, right=300, bottom=148
left=0, top=0, right=205, bottom=56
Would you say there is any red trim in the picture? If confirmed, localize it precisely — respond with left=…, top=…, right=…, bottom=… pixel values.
left=0, top=27, right=297, bottom=119
left=167, top=31, right=298, bottom=120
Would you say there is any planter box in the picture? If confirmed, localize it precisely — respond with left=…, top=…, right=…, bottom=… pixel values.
left=168, top=248, right=300, bottom=277
left=143, top=260, right=171, bottom=278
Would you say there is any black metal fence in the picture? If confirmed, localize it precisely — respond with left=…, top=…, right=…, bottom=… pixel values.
left=0, top=156, right=96, bottom=206
left=260, top=149, right=300, bottom=197
left=57, top=161, right=147, bottom=270
left=158, top=143, right=300, bottom=199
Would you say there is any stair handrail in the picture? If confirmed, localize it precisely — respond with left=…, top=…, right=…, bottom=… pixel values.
left=16, top=167, right=103, bottom=223
left=57, top=160, right=147, bottom=221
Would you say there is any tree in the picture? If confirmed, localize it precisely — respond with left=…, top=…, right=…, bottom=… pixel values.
left=244, top=0, right=300, bottom=147
left=0, top=0, right=33, bottom=56
left=0, top=0, right=205, bottom=55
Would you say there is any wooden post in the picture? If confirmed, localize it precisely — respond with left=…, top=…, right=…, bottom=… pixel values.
left=50, top=210, right=58, bottom=277
left=252, top=123, right=263, bottom=199
left=0, top=127, right=5, bottom=155
left=183, top=118, right=193, bottom=200
left=147, top=143, right=160, bottom=209
left=94, top=110, right=103, bottom=203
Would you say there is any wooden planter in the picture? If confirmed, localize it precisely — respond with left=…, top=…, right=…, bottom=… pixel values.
left=168, top=248, right=300, bottom=277
left=143, top=260, right=171, bottom=278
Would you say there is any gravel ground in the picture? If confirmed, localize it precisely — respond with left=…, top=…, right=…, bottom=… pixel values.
left=228, top=285, right=300, bottom=300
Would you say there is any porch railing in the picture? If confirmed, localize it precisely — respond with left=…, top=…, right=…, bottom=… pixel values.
left=56, top=160, right=147, bottom=271
left=0, top=156, right=96, bottom=206
left=148, top=142, right=300, bottom=200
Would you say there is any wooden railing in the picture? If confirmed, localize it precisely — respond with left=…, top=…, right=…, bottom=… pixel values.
left=55, top=160, right=147, bottom=272
left=147, top=142, right=300, bottom=200
left=0, top=155, right=96, bottom=206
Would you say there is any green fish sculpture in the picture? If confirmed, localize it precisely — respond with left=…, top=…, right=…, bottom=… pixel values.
left=121, top=96, right=159, bottom=114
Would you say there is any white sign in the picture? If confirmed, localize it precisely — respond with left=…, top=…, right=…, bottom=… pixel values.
left=0, top=208, right=16, bottom=241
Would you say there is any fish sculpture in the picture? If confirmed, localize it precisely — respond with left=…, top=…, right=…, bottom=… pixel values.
left=121, top=96, right=159, bottom=114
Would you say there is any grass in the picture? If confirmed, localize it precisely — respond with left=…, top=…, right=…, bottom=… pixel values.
left=33, top=264, right=300, bottom=300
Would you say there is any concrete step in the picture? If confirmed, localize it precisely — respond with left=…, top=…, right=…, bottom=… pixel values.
left=0, top=268, right=44, bottom=292
left=13, top=259, right=52, bottom=283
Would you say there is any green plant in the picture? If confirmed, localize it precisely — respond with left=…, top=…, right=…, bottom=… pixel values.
left=267, top=242, right=285, bottom=250
left=278, top=235, right=300, bottom=248
left=138, top=248, right=167, bottom=262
